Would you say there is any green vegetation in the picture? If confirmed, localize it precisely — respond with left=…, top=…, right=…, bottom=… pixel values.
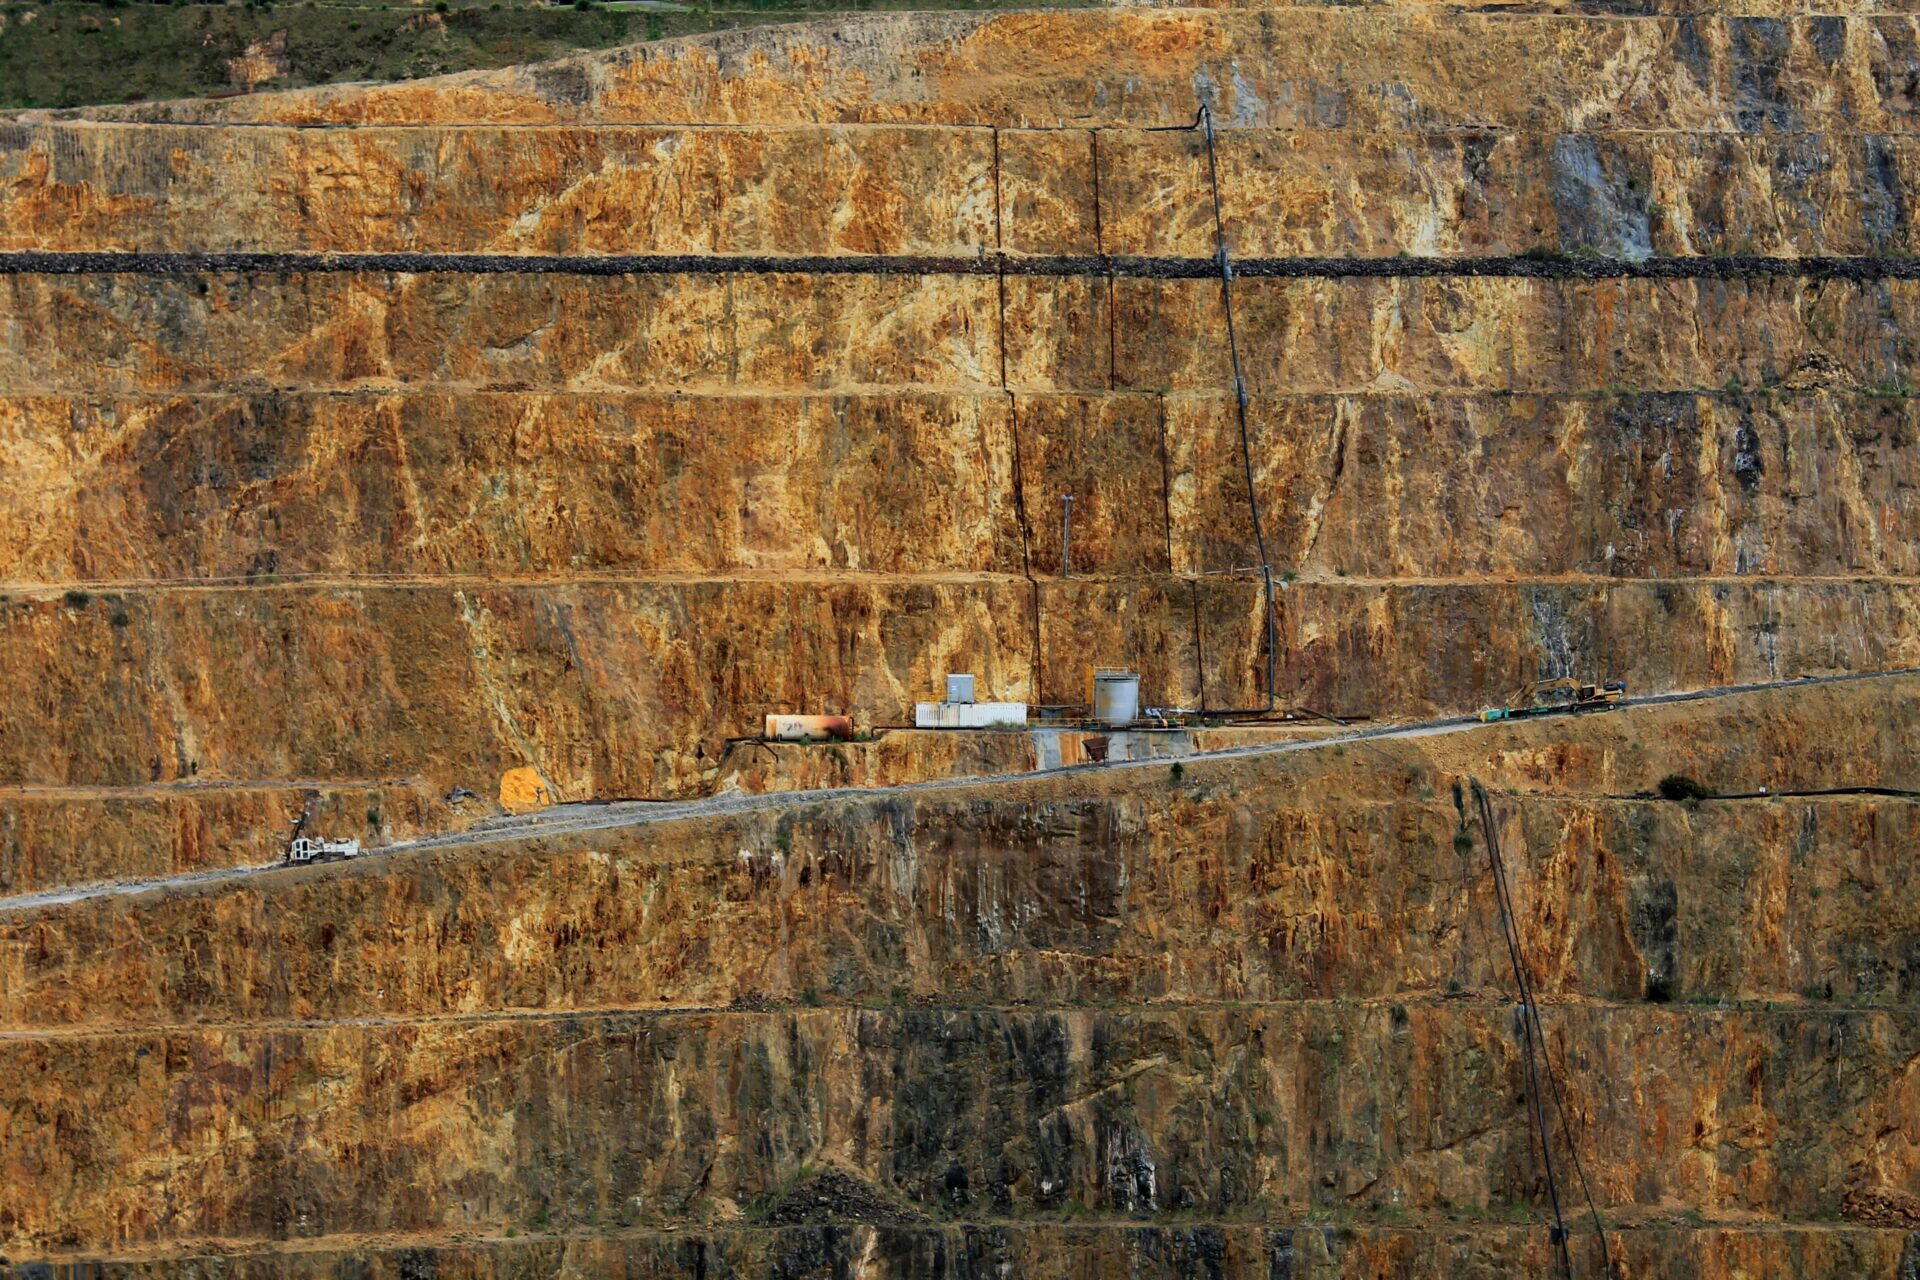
left=0, top=0, right=1096, bottom=110
left=62, top=589, right=91, bottom=608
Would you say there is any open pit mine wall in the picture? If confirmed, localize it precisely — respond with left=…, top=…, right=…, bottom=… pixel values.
left=4, top=680, right=1919, bottom=1276
left=5, top=8, right=1920, bottom=808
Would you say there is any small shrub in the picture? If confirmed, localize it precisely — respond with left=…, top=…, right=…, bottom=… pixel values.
left=64, top=590, right=92, bottom=609
left=109, top=609, right=131, bottom=628
left=800, top=986, right=821, bottom=1007
left=1169, top=762, right=1185, bottom=784
left=1657, top=774, right=1714, bottom=802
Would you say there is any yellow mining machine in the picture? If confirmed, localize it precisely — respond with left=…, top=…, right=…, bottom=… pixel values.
left=1479, top=677, right=1627, bottom=722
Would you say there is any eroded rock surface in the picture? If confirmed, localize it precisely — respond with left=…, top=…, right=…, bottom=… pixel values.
left=4, top=680, right=1920, bottom=1274
left=4, top=3, right=1920, bottom=1276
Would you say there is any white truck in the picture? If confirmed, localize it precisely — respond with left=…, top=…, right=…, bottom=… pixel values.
left=285, top=837, right=363, bottom=865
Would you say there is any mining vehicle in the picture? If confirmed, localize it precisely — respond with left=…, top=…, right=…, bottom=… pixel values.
left=1480, top=677, right=1626, bottom=722
left=286, top=836, right=363, bottom=864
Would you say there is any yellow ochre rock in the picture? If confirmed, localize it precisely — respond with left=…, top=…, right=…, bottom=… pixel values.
left=4, top=7, right=1920, bottom=1276
left=497, top=765, right=555, bottom=814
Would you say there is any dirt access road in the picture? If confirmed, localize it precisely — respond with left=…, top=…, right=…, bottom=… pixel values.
left=3, top=668, right=1912, bottom=917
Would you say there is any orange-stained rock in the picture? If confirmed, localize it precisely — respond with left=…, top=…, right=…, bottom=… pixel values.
left=10, top=123, right=1918, bottom=260
left=8, top=676, right=1920, bottom=1030
left=5, top=681, right=1920, bottom=1266
left=497, top=764, right=555, bottom=813
left=6, top=6, right=1920, bottom=1275
left=0, top=782, right=447, bottom=895
left=30, top=12, right=1920, bottom=134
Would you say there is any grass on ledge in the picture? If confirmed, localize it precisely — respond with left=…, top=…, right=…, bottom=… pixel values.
left=0, top=0, right=1097, bottom=110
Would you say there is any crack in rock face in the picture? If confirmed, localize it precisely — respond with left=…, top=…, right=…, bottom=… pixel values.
left=6, top=6, right=1920, bottom=1276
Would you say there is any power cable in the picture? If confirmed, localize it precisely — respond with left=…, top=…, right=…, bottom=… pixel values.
left=1151, top=102, right=1278, bottom=718
left=1633, top=785, right=1920, bottom=801
left=1473, top=782, right=1574, bottom=1277
left=1201, top=104, right=1279, bottom=716
left=1472, top=781, right=1614, bottom=1278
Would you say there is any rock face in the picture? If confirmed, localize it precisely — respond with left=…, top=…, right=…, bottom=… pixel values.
left=5, top=679, right=1920, bottom=1275
left=3, top=3, right=1920, bottom=1276
left=2, top=272, right=1918, bottom=796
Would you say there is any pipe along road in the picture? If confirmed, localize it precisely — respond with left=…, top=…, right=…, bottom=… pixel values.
left=3, top=668, right=1915, bottom=917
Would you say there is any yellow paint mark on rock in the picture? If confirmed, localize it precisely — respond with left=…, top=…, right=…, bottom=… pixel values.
left=499, top=766, right=554, bottom=815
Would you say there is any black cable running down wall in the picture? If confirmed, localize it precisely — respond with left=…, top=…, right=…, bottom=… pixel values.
left=5, top=251, right=1920, bottom=280
left=1470, top=780, right=1614, bottom=1279
left=1194, top=102, right=1278, bottom=717
left=1473, top=782, right=1576, bottom=1276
